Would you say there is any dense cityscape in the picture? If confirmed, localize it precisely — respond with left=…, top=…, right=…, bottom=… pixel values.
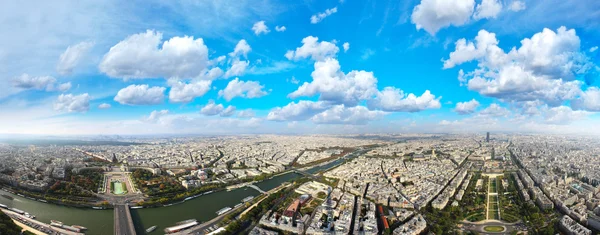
left=0, top=133, right=598, bottom=234
left=2, top=0, right=600, bottom=234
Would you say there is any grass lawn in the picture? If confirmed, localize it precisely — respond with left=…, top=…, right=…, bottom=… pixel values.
left=483, top=225, right=505, bottom=232
left=112, top=181, right=126, bottom=195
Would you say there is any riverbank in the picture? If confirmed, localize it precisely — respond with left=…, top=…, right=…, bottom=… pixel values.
left=1, top=208, right=84, bottom=235
left=12, top=219, right=47, bottom=235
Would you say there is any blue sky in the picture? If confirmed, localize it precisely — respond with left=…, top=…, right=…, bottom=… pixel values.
left=1, top=0, right=599, bottom=135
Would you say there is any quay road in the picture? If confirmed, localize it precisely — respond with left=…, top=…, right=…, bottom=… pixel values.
left=114, top=204, right=136, bottom=235
left=1, top=208, right=84, bottom=235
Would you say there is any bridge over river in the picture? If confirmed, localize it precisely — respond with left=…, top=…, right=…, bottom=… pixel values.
left=114, top=204, right=136, bottom=235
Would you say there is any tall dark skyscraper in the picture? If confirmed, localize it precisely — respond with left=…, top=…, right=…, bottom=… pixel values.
left=486, top=132, right=490, bottom=142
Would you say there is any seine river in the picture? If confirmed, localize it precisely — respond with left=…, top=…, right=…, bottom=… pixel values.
left=0, top=149, right=366, bottom=234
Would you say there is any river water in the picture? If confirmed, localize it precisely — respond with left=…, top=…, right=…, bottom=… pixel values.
left=0, top=149, right=367, bottom=234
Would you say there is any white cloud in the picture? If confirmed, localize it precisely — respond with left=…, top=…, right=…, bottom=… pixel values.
left=224, top=60, right=249, bottom=78
left=444, top=27, right=590, bottom=106
left=199, top=67, right=224, bottom=80
left=275, top=26, right=286, bottom=32
left=114, top=84, right=165, bottom=105
left=343, top=42, right=350, bottom=53
left=54, top=93, right=90, bottom=113
left=368, top=88, right=441, bottom=112
left=251, top=21, right=270, bottom=35
left=289, top=58, right=378, bottom=106
left=288, top=76, right=299, bottom=84
left=311, top=105, right=385, bottom=125
left=411, top=0, right=475, bottom=35
left=98, top=103, right=111, bottom=109
left=55, top=82, right=72, bottom=92
left=478, top=103, right=510, bottom=117
left=508, top=1, right=526, bottom=12
left=12, top=73, right=60, bottom=91
left=220, top=105, right=236, bottom=117
left=168, top=79, right=212, bottom=103
left=361, top=49, right=375, bottom=60
left=572, top=87, right=600, bottom=111
left=229, top=39, right=251, bottom=58
left=310, top=7, right=338, bottom=24
left=590, top=46, right=598, bottom=52
left=200, top=100, right=224, bottom=116
left=144, top=110, right=169, bottom=123
left=473, top=0, right=502, bottom=20
left=56, top=41, right=94, bottom=75
left=237, top=109, right=255, bottom=118
left=219, top=78, right=268, bottom=101
left=285, top=36, right=339, bottom=61
left=99, top=30, right=209, bottom=79
left=544, top=105, right=588, bottom=124
left=267, top=100, right=329, bottom=121
left=454, top=99, right=480, bottom=114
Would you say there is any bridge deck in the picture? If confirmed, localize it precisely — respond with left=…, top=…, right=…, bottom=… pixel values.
left=114, top=204, right=136, bottom=235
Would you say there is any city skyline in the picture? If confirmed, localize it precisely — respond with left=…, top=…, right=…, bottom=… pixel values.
left=1, top=0, right=600, bottom=136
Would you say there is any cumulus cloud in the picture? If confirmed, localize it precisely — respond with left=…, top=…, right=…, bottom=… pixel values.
left=218, top=78, right=268, bottom=101
left=168, top=79, right=212, bottom=103
left=114, top=84, right=165, bottom=105
left=12, top=74, right=70, bottom=92
left=444, top=27, right=591, bottom=106
left=13, top=74, right=55, bottom=90
left=55, top=82, right=72, bottom=92
left=99, top=30, right=209, bottom=79
left=311, top=105, right=385, bottom=125
left=275, top=26, right=286, bottom=32
left=473, top=0, right=502, bottom=20
left=411, top=0, right=475, bottom=35
left=285, top=36, right=339, bottom=61
left=54, top=93, right=90, bottom=113
left=367, top=88, right=441, bottom=112
left=478, top=103, right=510, bottom=117
left=252, top=21, right=270, bottom=35
left=310, top=7, right=338, bottom=24
left=343, top=42, right=350, bottom=52
left=590, top=46, right=598, bottom=53
left=572, top=87, right=600, bottom=111
left=508, top=1, right=526, bottom=12
left=267, top=100, right=329, bottom=121
left=98, top=103, right=111, bottom=109
left=454, top=99, right=480, bottom=114
left=144, top=110, right=169, bottom=123
left=237, top=109, right=256, bottom=118
left=220, top=105, right=237, bottom=117
left=229, top=39, right=251, bottom=58
left=200, top=100, right=224, bottom=116
left=199, top=67, right=224, bottom=80
left=224, top=60, right=249, bottom=78
left=544, top=106, right=588, bottom=124
left=289, top=58, right=378, bottom=106
left=57, top=41, right=94, bottom=75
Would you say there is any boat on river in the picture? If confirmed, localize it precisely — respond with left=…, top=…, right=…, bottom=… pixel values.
left=146, top=225, right=157, bottom=233
left=216, top=207, right=231, bottom=215
left=1, top=194, right=14, bottom=200
left=72, top=225, right=88, bottom=230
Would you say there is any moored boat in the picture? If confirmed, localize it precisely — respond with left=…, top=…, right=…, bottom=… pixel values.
left=1, top=194, right=14, bottom=200
left=72, top=225, right=88, bottom=230
left=50, top=220, right=63, bottom=227
left=216, top=207, right=232, bottom=215
left=176, top=219, right=197, bottom=225
left=146, top=225, right=157, bottom=233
